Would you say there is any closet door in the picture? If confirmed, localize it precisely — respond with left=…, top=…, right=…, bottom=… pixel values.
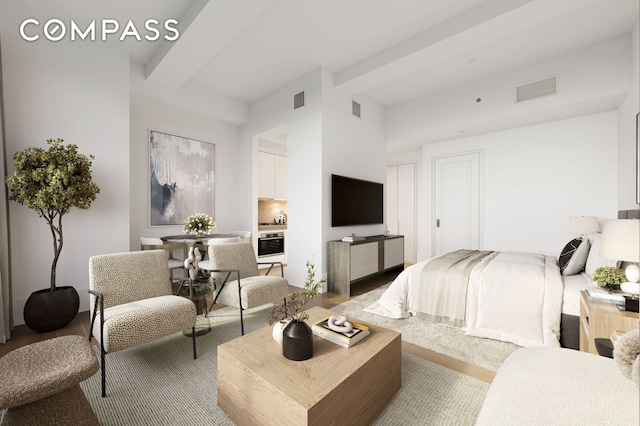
left=386, top=164, right=416, bottom=264
left=386, top=166, right=399, bottom=234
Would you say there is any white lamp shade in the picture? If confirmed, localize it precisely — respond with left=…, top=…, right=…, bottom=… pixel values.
left=567, top=216, right=599, bottom=235
left=599, top=219, right=639, bottom=262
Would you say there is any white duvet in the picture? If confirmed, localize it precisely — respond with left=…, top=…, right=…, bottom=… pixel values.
left=364, top=251, right=564, bottom=347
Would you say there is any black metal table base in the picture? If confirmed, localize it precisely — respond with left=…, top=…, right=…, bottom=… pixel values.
left=176, top=275, right=214, bottom=338
left=184, top=325, right=211, bottom=337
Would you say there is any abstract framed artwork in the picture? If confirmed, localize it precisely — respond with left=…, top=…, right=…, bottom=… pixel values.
left=149, top=130, right=215, bottom=226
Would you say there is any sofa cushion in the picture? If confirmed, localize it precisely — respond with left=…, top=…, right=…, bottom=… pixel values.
left=93, top=295, right=196, bottom=353
left=215, top=275, right=289, bottom=310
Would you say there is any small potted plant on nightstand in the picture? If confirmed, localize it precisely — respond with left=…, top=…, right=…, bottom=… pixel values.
left=592, top=266, right=627, bottom=290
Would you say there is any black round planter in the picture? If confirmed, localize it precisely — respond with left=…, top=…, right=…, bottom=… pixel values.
left=23, top=286, right=80, bottom=332
left=282, top=320, right=313, bottom=361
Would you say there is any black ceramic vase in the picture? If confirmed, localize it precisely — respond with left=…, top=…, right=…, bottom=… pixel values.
left=23, top=286, right=80, bottom=332
left=282, top=320, right=313, bottom=361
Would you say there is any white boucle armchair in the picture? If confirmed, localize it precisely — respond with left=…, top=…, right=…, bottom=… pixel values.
left=89, top=250, right=197, bottom=397
left=198, top=241, right=289, bottom=335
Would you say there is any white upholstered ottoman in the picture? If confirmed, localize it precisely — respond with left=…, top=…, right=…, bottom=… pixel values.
left=476, top=346, right=639, bottom=425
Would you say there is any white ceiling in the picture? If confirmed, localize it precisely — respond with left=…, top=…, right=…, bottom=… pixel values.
left=10, top=0, right=639, bottom=152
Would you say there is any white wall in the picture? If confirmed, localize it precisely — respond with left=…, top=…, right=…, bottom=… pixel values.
left=1, top=2, right=130, bottom=324
left=129, top=75, right=242, bottom=248
left=419, top=111, right=619, bottom=261
left=241, top=69, right=324, bottom=288
left=617, top=23, right=640, bottom=211
left=241, top=68, right=388, bottom=289
left=321, top=70, right=387, bottom=251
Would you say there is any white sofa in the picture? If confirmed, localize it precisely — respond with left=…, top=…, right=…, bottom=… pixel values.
left=476, top=346, right=639, bottom=425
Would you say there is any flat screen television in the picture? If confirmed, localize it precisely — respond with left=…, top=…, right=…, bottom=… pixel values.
left=331, top=174, right=383, bottom=227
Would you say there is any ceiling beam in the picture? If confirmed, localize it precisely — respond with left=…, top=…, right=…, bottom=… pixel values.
left=146, top=0, right=274, bottom=88
left=334, top=0, right=601, bottom=95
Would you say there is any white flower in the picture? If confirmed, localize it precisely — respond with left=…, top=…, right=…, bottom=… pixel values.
left=184, top=213, right=216, bottom=235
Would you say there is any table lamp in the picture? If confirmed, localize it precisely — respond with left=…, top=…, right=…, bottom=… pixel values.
left=567, top=216, right=599, bottom=238
left=599, top=219, right=640, bottom=295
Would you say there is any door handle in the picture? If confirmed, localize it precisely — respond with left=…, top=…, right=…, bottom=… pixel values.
left=436, top=219, right=440, bottom=228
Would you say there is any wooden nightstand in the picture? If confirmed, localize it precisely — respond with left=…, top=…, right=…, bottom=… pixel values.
left=579, top=290, right=639, bottom=355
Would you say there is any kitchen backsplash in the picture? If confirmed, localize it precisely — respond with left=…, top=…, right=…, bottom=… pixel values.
left=258, top=199, right=288, bottom=224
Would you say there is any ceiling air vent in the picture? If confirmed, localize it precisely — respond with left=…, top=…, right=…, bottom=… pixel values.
left=516, top=76, right=557, bottom=103
left=352, top=100, right=361, bottom=118
left=294, top=91, right=305, bottom=109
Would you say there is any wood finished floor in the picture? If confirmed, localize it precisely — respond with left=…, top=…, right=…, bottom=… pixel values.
left=0, top=266, right=495, bottom=383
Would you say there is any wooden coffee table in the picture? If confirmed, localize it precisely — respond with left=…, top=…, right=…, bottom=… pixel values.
left=218, top=306, right=401, bottom=426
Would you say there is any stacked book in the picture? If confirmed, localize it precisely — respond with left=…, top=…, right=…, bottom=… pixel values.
left=341, top=235, right=365, bottom=242
left=585, top=286, right=625, bottom=307
left=311, top=317, right=370, bottom=348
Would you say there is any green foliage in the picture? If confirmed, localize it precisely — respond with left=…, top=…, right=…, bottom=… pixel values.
left=592, top=266, right=626, bottom=288
left=5, top=138, right=99, bottom=215
left=270, top=260, right=326, bottom=323
left=5, top=138, right=100, bottom=289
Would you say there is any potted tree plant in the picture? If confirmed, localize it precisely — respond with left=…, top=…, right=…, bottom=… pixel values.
left=5, top=138, right=100, bottom=332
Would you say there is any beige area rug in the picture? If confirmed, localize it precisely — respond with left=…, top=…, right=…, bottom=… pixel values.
left=80, top=306, right=489, bottom=425
left=332, top=283, right=521, bottom=372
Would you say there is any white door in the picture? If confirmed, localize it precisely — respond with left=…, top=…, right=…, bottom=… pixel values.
left=386, top=163, right=416, bottom=263
left=433, top=152, right=482, bottom=256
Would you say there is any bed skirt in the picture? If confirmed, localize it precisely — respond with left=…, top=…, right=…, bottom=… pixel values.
left=560, top=313, right=580, bottom=350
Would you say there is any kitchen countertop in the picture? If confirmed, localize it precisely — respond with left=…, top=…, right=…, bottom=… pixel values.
left=258, top=225, right=287, bottom=231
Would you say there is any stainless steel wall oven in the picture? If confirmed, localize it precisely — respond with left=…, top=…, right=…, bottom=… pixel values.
left=257, top=232, right=284, bottom=257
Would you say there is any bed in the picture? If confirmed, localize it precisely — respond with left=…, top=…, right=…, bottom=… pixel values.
left=364, top=233, right=617, bottom=348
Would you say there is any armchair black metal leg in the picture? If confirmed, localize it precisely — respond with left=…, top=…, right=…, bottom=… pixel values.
left=203, top=270, right=243, bottom=335
left=100, top=347, right=106, bottom=397
left=238, top=278, right=244, bottom=335
left=208, top=291, right=223, bottom=313
left=176, top=279, right=185, bottom=296
left=89, top=289, right=107, bottom=397
left=192, top=327, right=197, bottom=359
left=208, top=274, right=227, bottom=312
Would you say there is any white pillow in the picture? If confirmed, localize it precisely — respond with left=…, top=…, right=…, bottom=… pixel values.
left=585, top=234, right=619, bottom=277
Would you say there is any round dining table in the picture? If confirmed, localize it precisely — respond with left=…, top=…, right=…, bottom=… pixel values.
left=160, top=234, right=239, bottom=337
left=160, top=233, right=237, bottom=242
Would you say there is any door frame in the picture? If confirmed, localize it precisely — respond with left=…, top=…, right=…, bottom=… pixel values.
left=430, top=149, right=484, bottom=256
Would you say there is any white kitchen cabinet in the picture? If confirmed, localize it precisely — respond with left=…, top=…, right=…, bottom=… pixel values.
left=258, top=151, right=287, bottom=199
left=274, top=154, right=287, bottom=199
